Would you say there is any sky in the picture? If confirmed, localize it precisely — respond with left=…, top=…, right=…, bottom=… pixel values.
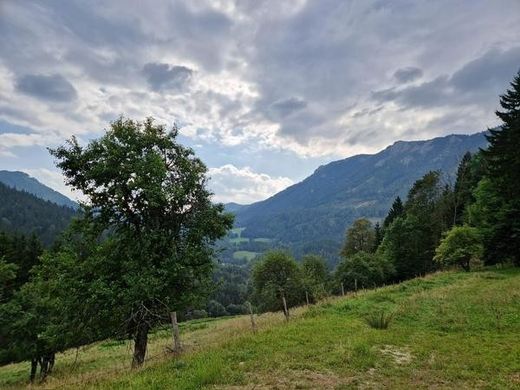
left=0, top=0, right=519, bottom=204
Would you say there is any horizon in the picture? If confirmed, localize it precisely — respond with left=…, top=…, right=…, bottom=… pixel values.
left=1, top=1, right=519, bottom=203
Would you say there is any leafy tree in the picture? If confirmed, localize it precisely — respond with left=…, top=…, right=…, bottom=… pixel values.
left=434, top=225, right=483, bottom=271
left=251, top=250, right=304, bottom=312
left=383, top=196, right=404, bottom=228
left=49, top=117, right=233, bottom=367
left=301, top=254, right=329, bottom=302
left=478, top=71, right=520, bottom=265
left=341, top=218, right=376, bottom=257
left=335, top=251, right=393, bottom=290
left=207, top=300, right=228, bottom=317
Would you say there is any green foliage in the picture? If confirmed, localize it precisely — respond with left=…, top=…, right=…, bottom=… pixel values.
left=48, top=117, right=233, bottom=366
left=434, top=225, right=483, bottom=271
left=207, top=300, right=228, bottom=317
left=383, top=196, right=404, bottom=228
left=335, top=251, right=394, bottom=290
left=478, top=71, right=520, bottom=265
left=301, top=254, right=329, bottom=302
left=251, top=250, right=304, bottom=311
left=341, top=218, right=376, bottom=257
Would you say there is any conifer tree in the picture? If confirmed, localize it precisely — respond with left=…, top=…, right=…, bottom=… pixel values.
left=479, top=71, right=520, bottom=264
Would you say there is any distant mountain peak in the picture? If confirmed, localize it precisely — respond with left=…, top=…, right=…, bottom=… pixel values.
left=0, top=170, right=77, bottom=209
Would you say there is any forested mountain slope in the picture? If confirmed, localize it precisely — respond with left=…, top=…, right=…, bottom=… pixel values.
left=0, top=182, right=76, bottom=245
left=0, top=171, right=77, bottom=209
left=234, top=132, right=488, bottom=253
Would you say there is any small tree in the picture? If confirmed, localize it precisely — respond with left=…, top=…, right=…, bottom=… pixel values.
left=251, top=250, right=304, bottom=312
left=434, top=225, right=483, bottom=271
left=335, top=251, right=394, bottom=290
left=49, top=117, right=233, bottom=367
left=341, top=218, right=376, bottom=257
left=301, top=254, right=329, bottom=302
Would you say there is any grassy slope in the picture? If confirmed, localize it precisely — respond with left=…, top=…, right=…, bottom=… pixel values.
left=1, top=268, right=519, bottom=389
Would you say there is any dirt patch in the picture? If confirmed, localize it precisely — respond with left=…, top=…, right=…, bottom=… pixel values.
left=379, top=345, right=413, bottom=365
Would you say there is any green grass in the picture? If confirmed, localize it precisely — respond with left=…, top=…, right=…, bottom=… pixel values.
left=232, top=250, right=258, bottom=261
left=253, top=238, right=272, bottom=243
left=1, top=267, right=519, bottom=389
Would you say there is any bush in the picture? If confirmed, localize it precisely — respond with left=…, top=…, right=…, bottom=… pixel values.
left=434, top=225, right=483, bottom=271
left=207, top=300, right=228, bottom=317
left=226, top=304, right=248, bottom=315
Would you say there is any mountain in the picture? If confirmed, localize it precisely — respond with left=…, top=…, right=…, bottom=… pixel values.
left=224, top=202, right=249, bottom=213
left=0, top=170, right=77, bottom=209
left=234, top=132, right=488, bottom=259
left=0, top=182, right=76, bottom=245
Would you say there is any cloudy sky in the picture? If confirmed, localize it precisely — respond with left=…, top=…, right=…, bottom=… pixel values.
left=1, top=1, right=519, bottom=204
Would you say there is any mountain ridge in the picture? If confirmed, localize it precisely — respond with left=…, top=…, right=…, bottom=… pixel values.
left=0, top=170, right=77, bottom=209
left=232, top=131, right=488, bottom=258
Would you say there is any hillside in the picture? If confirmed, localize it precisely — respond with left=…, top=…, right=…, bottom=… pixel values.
left=1, top=267, right=518, bottom=388
left=0, top=171, right=77, bottom=209
left=234, top=132, right=488, bottom=257
left=0, top=182, right=76, bottom=245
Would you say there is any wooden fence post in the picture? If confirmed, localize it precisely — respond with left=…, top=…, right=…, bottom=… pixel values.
left=355, top=278, right=358, bottom=292
left=305, top=291, right=310, bottom=305
left=247, top=302, right=257, bottom=333
left=282, top=295, right=289, bottom=321
left=341, top=282, right=345, bottom=296
left=170, top=311, right=182, bottom=353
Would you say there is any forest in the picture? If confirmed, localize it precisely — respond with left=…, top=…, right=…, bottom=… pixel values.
left=0, top=71, right=519, bottom=385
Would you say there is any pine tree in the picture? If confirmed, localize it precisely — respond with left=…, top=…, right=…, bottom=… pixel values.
left=383, top=196, right=404, bottom=228
left=479, top=71, right=520, bottom=264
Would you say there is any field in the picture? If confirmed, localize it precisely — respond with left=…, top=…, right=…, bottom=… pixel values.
left=232, top=250, right=259, bottom=261
left=1, top=267, right=519, bottom=389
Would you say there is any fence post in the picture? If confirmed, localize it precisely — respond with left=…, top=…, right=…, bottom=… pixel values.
left=170, top=311, right=182, bottom=353
left=247, top=302, right=257, bottom=333
left=341, top=282, right=345, bottom=296
left=305, top=291, right=310, bottom=305
left=355, top=278, right=358, bottom=292
left=282, top=295, right=289, bottom=321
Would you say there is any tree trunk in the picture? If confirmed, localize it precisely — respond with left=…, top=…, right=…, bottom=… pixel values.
left=132, top=321, right=149, bottom=368
left=30, top=358, right=39, bottom=383
left=39, top=355, right=49, bottom=382
left=48, top=353, right=55, bottom=374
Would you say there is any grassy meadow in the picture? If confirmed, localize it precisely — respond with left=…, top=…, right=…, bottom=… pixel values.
left=1, top=267, right=519, bottom=389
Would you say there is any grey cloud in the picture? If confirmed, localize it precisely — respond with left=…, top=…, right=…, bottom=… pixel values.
left=15, top=74, right=77, bottom=102
left=372, top=46, right=520, bottom=110
left=451, top=47, right=520, bottom=94
left=143, top=63, right=193, bottom=91
left=269, top=97, right=307, bottom=118
left=394, top=67, right=423, bottom=83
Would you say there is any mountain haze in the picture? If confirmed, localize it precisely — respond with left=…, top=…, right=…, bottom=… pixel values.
left=0, top=171, right=77, bottom=209
left=234, top=132, right=488, bottom=256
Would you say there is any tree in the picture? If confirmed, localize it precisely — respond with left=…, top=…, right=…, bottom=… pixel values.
left=383, top=197, right=404, bottom=228
left=251, top=250, right=304, bottom=312
left=434, top=226, right=483, bottom=271
left=341, top=218, right=376, bottom=257
left=478, top=71, right=520, bottom=265
left=301, top=254, right=329, bottom=302
left=335, top=251, right=393, bottom=290
left=49, top=117, right=233, bottom=367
